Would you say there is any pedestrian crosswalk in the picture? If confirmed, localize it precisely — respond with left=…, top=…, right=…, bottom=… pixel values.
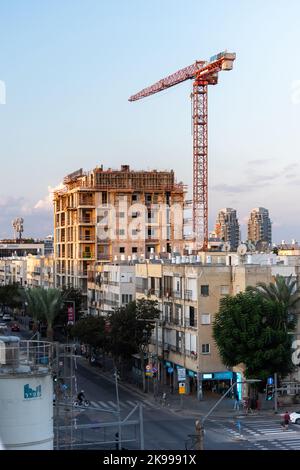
left=219, top=419, right=300, bottom=450
left=89, top=400, right=149, bottom=411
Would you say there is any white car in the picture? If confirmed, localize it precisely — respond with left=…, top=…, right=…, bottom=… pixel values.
left=2, top=314, right=12, bottom=321
left=290, top=411, right=300, bottom=424
left=0, top=322, right=8, bottom=331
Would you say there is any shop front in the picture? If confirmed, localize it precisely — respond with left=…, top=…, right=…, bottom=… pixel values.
left=200, top=371, right=242, bottom=399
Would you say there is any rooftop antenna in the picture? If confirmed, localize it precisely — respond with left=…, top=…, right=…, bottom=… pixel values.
left=12, top=218, right=24, bottom=241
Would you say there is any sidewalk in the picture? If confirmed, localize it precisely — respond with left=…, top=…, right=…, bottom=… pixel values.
left=77, top=357, right=278, bottom=420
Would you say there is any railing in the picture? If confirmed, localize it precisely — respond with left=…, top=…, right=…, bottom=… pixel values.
left=174, top=291, right=182, bottom=299
left=79, top=235, right=94, bottom=241
left=184, top=290, right=193, bottom=301
left=0, top=340, right=53, bottom=373
left=78, top=218, right=94, bottom=224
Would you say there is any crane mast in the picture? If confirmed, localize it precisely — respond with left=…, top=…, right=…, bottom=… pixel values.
left=129, top=51, right=236, bottom=250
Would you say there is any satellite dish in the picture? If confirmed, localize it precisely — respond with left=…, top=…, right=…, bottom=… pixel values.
left=222, top=242, right=231, bottom=252
left=237, top=244, right=247, bottom=256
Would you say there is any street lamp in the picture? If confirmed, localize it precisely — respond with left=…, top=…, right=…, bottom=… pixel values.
left=194, top=379, right=261, bottom=450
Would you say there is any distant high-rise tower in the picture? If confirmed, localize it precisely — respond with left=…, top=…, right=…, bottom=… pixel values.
left=248, top=208, right=272, bottom=248
left=215, top=208, right=240, bottom=251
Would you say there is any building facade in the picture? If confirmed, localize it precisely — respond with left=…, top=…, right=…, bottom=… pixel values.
left=248, top=207, right=272, bottom=249
left=54, top=165, right=185, bottom=308
left=214, top=208, right=240, bottom=251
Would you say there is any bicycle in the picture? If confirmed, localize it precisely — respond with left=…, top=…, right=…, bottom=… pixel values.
left=73, top=398, right=91, bottom=408
left=159, top=392, right=170, bottom=407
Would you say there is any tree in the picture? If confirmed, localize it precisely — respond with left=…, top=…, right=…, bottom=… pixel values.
left=53, top=286, right=84, bottom=331
left=107, top=299, right=160, bottom=376
left=0, top=284, right=23, bottom=310
left=71, top=316, right=106, bottom=349
left=23, top=287, right=64, bottom=340
left=213, top=291, right=295, bottom=382
left=248, top=275, right=300, bottom=326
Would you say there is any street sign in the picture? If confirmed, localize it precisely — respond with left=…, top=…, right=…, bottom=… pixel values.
left=179, top=382, right=185, bottom=394
left=167, top=367, right=174, bottom=374
left=146, top=365, right=151, bottom=371
left=152, top=367, right=158, bottom=374
left=177, top=367, right=186, bottom=381
left=267, top=377, right=274, bottom=385
left=67, top=306, right=74, bottom=323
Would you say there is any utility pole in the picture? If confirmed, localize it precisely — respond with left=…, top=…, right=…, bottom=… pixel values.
left=195, top=420, right=204, bottom=450
left=114, top=368, right=122, bottom=450
left=274, top=372, right=278, bottom=414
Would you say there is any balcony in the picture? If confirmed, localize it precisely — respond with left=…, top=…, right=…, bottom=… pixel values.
left=78, top=217, right=94, bottom=224
left=79, top=251, right=95, bottom=259
left=97, top=253, right=111, bottom=261
left=164, top=289, right=173, bottom=298
left=174, top=291, right=182, bottom=299
left=78, top=197, right=94, bottom=207
left=184, top=290, right=193, bottom=301
left=79, top=235, right=95, bottom=242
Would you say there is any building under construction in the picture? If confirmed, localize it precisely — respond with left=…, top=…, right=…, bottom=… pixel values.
left=54, top=165, right=185, bottom=300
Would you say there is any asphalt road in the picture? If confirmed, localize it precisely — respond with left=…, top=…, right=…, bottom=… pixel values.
left=59, top=359, right=250, bottom=450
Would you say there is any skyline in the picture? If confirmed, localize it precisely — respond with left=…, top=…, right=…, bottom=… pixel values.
left=1, top=1, right=300, bottom=241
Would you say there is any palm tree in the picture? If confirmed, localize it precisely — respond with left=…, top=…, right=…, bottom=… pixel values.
left=23, top=288, right=43, bottom=331
left=248, top=274, right=300, bottom=329
left=37, top=288, right=64, bottom=341
left=23, top=287, right=64, bottom=341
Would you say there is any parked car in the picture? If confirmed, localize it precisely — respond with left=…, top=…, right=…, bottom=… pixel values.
left=290, top=411, right=300, bottom=424
left=2, top=314, right=12, bottom=322
left=11, top=322, right=20, bottom=332
left=0, top=322, right=8, bottom=331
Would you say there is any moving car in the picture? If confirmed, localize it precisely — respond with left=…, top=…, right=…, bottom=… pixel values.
left=290, top=411, right=300, bottom=424
left=11, top=323, right=20, bottom=332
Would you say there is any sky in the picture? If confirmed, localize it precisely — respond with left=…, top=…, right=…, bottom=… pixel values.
left=0, top=0, right=300, bottom=242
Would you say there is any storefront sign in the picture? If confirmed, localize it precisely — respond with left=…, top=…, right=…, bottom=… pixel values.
left=179, top=382, right=186, bottom=394
left=177, top=367, right=186, bottom=381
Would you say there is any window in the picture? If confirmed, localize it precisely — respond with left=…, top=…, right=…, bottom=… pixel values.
left=201, top=285, right=209, bottom=296
left=132, top=247, right=138, bottom=253
left=117, top=212, right=125, bottom=218
left=201, top=314, right=211, bottom=325
left=132, top=229, right=139, bottom=236
left=102, top=192, right=107, bottom=204
left=118, top=229, right=125, bottom=236
left=119, top=247, right=125, bottom=253
left=122, top=294, right=132, bottom=304
left=132, top=194, right=138, bottom=202
left=220, top=285, right=229, bottom=295
left=189, top=306, right=195, bottom=327
left=202, top=344, right=210, bottom=354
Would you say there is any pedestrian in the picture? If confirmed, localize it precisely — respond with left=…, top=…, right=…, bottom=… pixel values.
left=281, top=411, right=290, bottom=431
left=233, top=392, right=240, bottom=411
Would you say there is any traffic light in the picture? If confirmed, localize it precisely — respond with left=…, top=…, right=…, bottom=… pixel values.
left=53, top=374, right=58, bottom=383
left=266, top=384, right=274, bottom=400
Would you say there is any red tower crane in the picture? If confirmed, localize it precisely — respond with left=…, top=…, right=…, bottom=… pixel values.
left=129, top=51, right=236, bottom=250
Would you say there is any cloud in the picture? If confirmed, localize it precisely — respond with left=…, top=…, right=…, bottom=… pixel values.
left=247, top=158, right=273, bottom=165
left=34, top=182, right=64, bottom=211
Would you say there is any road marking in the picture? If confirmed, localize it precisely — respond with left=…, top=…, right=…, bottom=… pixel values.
left=126, top=400, right=138, bottom=407
left=108, top=401, right=118, bottom=409
left=98, top=401, right=111, bottom=409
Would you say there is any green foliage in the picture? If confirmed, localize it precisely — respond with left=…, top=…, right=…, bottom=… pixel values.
left=23, top=287, right=64, bottom=340
left=0, top=284, right=23, bottom=309
left=213, top=291, right=295, bottom=381
left=247, top=274, right=300, bottom=315
left=107, top=299, right=160, bottom=361
left=54, top=286, right=84, bottom=327
left=71, top=316, right=106, bottom=348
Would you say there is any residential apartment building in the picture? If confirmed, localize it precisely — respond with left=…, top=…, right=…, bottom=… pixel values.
left=0, top=255, right=54, bottom=289
left=88, top=263, right=136, bottom=316
left=54, top=165, right=185, bottom=307
left=214, top=208, right=240, bottom=251
left=0, top=242, right=44, bottom=258
left=248, top=207, right=272, bottom=249
left=135, top=258, right=273, bottom=398
left=26, top=255, right=55, bottom=289
left=0, top=258, right=27, bottom=286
